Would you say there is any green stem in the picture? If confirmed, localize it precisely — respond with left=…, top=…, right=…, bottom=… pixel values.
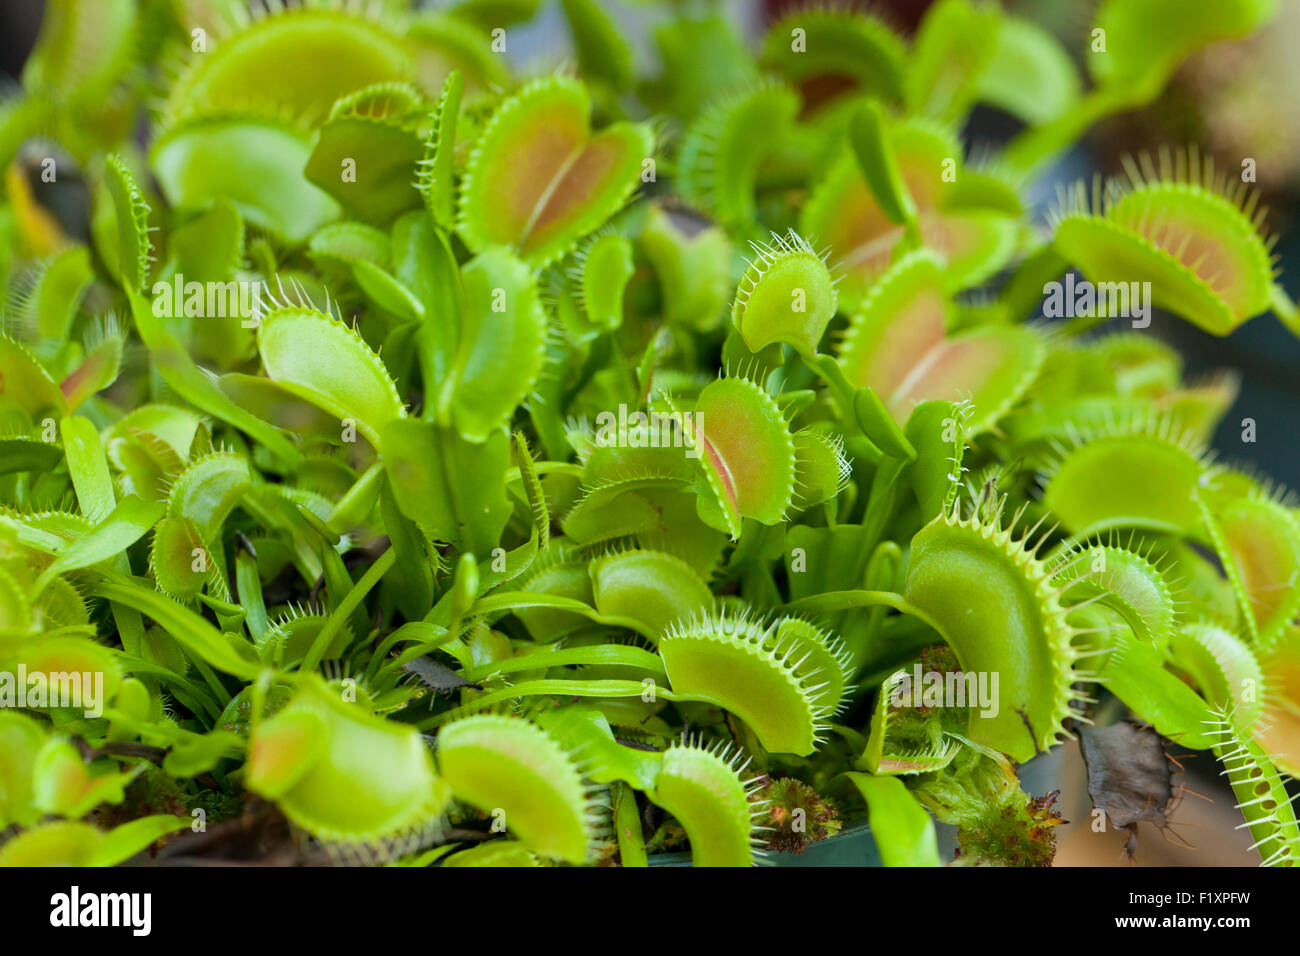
left=418, top=678, right=681, bottom=730
left=505, top=462, right=585, bottom=483
left=188, top=654, right=233, bottom=707
left=469, top=591, right=657, bottom=639
left=327, top=461, right=385, bottom=534
left=783, top=589, right=947, bottom=638
left=366, top=621, right=452, bottom=682
left=461, top=644, right=666, bottom=683
left=236, top=549, right=269, bottom=645
left=614, top=783, right=648, bottom=867
left=300, top=548, right=396, bottom=673
left=1270, top=284, right=1300, bottom=337
left=803, top=353, right=885, bottom=464
left=1002, top=87, right=1131, bottom=178
left=114, top=654, right=223, bottom=721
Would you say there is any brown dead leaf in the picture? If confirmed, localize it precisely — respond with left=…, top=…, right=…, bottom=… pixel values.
left=1079, top=722, right=1176, bottom=859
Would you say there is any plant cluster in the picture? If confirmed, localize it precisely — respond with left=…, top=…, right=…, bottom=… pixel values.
left=0, top=0, right=1297, bottom=867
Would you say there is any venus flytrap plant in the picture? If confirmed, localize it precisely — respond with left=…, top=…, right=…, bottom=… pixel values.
left=802, top=111, right=1021, bottom=302
left=1048, top=542, right=1180, bottom=648
left=1039, top=411, right=1214, bottom=536
left=902, top=497, right=1093, bottom=763
left=0, top=816, right=192, bottom=867
left=588, top=548, right=713, bottom=639
left=731, top=230, right=838, bottom=357
left=1200, top=486, right=1300, bottom=644
left=457, top=75, right=654, bottom=268
left=657, top=609, right=853, bottom=757
left=690, top=373, right=799, bottom=538
left=434, top=713, right=598, bottom=864
left=1, top=0, right=1298, bottom=870
left=911, top=742, right=1067, bottom=867
left=862, top=663, right=963, bottom=777
left=677, top=81, right=801, bottom=236
left=246, top=673, right=449, bottom=853
left=835, top=249, right=1045, bottom=435
left=304, top=83, right=428, bottom=225
left=646, top=739, right=766, bottom=867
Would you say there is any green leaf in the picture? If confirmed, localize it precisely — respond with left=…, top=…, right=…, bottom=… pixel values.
left=802, top=124, right=1019, bottom=300
left=1052, top=153, right=1275, bottom=336
left=578, top=233, right=634, bottom=331
left=24, top=244, right=93, bottom=342
left=163, top=6, right=413, bottom=126
left=0, top=437, right=62, bottom=477
left=847, top=101, right=917, bottom=226
left=677, top=83, right=799, bottom=231
left=975, top=15, right=1080, bottom=126
left=88, top=814, right=191, bottom=867
left=91, top=571, right=262, bottom=680
left=153, top=117, right=340, bottom=243
left=761, top=8, right=906, bottom=110
left=905, top=0, right=1001, bottom=123
left=169, top=197, right=245, bottom=283
left=380, top=419, right=512, bottom=556
left=1083, top=612, right=1218, bottom=750
left=842, top=773, right=940, bottom=866
left=0, top=818, right=188, bottom=867
left=378, top=475, right=434, bottom=620
left=60, top=414, right=115, bottom=521
left=692, top=376, right=798, bottom=536
left=60, top=320, right=125, bottom=412
left=637, top=203, right=732, bottom=332
left=101, top=155, right=152, bottom=293
left=125, top=292, right=298, bottom=468
left=0, top=332, right=66, bottom=421
left=406, top=13, right=509, bottom=96
left=903, top=400, right=964, bottom=519
left=731, top=231, right=837, bottom=356
left=23, top=0, right=137, bottom=102
left=561, top=0, right=634, bottom=91
left=257, top=305, right=406, bottom=446
left=437, top=714, right=591, bottom=863
left=392, top=213, right=464, bottom=407
left=417, top=70, right=464, bottom=230
left=351, top=260, right=424, bottom=323
left=903, top=503, right=1087, bottom=762
left=458, top=76, right=653, bottom=266
left=589, top=549, right=712, bottom=641
left=1089, top=0, right=1278, bottom=102
left=837, top=251, right=1044, bottom=435
left=37, top=496, right=164, bottom=591
left=247, top=676, right=448, bottom=844
left=853, top=386, right=916, bottom=461
left=647, top=741, right=758, bottom=867
left=443, top=248, right=546, bottom=440
left=33, top=738, right=136, bottom=819
left=305, top=84, right=426, bottom=225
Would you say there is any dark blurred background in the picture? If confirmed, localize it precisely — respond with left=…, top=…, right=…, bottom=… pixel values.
left=0, top=4, right=40, bottom=79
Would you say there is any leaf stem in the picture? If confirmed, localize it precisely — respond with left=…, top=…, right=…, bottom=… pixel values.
left=782, top=589, right=948, bottom=638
